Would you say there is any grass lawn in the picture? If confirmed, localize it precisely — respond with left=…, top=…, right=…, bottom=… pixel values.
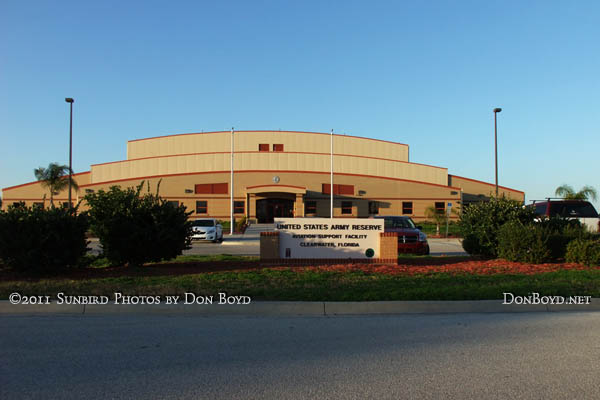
left=2, top=256, right=599, bottom=301
left=419, top=221, right=461, bottom=237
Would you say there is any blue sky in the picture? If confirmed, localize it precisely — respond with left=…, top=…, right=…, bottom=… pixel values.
left=1, top=0, right=599, bottom=208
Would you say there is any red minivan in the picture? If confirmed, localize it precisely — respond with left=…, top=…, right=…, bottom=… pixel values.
left=375, top=216, right=430, bottom=255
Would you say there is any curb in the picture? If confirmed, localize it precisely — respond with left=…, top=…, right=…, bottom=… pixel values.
left=1, top=299, right=599, bottom=316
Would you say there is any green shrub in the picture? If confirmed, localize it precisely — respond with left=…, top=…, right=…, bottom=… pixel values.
left=497, top=217, right=588, bottom=263
left=497, top=220, right=550, bottom=264
left=565, top=238, right=600, bottom=266
left=543, top=219, right=589, bottom=260
left=458, top=197, right=536, bottom=257
left=84, top=183, right=193, bottom=267
left=236, top=215, right=248, bottom=232
left=0, top=203, right=89, bottom=272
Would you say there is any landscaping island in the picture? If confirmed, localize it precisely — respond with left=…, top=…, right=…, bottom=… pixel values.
left=2, top=254, right=599, bottom=302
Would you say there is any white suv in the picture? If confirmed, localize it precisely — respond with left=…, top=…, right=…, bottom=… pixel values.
left=190, top=218, right=223, bottom=242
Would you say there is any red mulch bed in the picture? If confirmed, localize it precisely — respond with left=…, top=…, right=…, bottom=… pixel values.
left=1, top=257, right=597, bottom=281
left=294, top=259, right=599, bottom=276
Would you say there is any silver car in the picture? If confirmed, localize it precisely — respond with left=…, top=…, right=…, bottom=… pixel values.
left=190, top=218, right=223, bottom=242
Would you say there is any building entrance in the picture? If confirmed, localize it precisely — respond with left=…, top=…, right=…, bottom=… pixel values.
left=256, top=198, right=294, bottom=223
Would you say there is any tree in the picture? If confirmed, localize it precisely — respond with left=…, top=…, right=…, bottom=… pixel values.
left=424, top=205, right=458, bottom=236
left=84, top=182, right=193, bottom=267
left=555, top=184, right=597, bottom=201
left=0, top=203, right=89, bottom=272
left=34, top=163, right=79, bottom=206
left=458, top=197, right=537, bottom=258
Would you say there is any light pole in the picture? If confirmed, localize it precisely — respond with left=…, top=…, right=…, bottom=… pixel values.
left=330, top=129, right=333, bottom=219
left=230, top=127, right=234, bottom=235
left=65, top=98, right=74, bottom=208
left=493, top=107, right=502, bottom=198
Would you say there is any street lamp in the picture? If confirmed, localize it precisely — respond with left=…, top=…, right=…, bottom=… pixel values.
left=65, top=98, right=74, bottom=208
left=493, top=107, right=502, bottom=198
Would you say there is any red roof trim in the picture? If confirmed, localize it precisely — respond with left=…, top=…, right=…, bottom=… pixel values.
left=449, top=174, right=524, bottom=195
left=2, top=171, right=91, bottom=191
left=126, top=130, right=408, bottom=147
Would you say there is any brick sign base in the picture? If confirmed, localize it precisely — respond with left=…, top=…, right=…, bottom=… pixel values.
left=260, top=231, right=398, bottom=265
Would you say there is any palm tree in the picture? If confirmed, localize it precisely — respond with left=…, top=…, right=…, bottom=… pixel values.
left=554, top=184, right=597, bottom=201
left=34, top=163, right=79, bottom=206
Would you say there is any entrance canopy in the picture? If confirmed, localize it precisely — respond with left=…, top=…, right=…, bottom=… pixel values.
left=245, top=184, right=306, bottom=194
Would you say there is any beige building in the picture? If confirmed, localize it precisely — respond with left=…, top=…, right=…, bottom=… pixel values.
left=1, top=130, right=524, bottom=222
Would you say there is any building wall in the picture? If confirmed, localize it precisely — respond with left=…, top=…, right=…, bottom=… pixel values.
left=127, top=130, right=409, bottom=162
left=71, top=170, right=462, bottom=221
left=1, top=172, right=91, bottom=208
left=448, top=175, right=525, bottom=203
left=90, top=151, right=447, bottom=187
left=2, top=132, right=523, bottom=221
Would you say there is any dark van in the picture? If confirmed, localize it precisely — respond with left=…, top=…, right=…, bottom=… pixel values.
left=528, top=200, right=599, bottom=233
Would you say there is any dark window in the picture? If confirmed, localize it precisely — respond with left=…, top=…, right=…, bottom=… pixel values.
left=196, top=201, right=207, bottom=214
left=167, top=201, right=179, bottom=208
left=382, top=216, right=416, bottom=229
left=549, top=202, right=599, bottom=218
left=62, top=202, right=72, bottom=208
left=195, top=183, right=228, bottom=194
left=534, top=203, right=548, bottom=216
left=273, top=144, right=284, bottom=152
left=305, top=201, right=317, bottom=214
left=435, top=202, right=445, bottom=213
left=259, top=144, right=269, bottom=152
left=33, top=202, right=44, bottom=210
left=234, top=201, right=245, bottom=214
left=368, top=201, right=379, bottom=215
left=322, top=184, right=354, bottom=195
left=402, top=202, right=413, bottom=215
left=341, top=201, right=352, bottom=215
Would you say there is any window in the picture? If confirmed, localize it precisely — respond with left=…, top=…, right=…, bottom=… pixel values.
left=305, top=201, right=317, bottom=214
left=273, top=144, right=284, bottom=152
left=167, top=201, right=179, bottom=208
left=402, top=202, right=413, bottom=215
left=435, top=202, right=445, bottom=213
left=341, top=201, right=352, bottom=215
left=259, top=144, right=269, bottom=152
left=62, top=202, right=72, bottom=208
left=534, top=203, right=547, bottom=216
left=196, top=201, right=207, bottom=214
left=368, top=201, right=379, bottom=215
left=233, top=201, right=245, bottom=214
left=321, top=184, right=354, bottom=195
left=195, top=183, right=228, bottom=194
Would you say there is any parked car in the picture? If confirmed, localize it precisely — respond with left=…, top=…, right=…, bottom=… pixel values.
left=528, top=199, right=600, bottom=233
left=375, top=216, right=430, bottom=255
left=190, top=218, right=223, bottom=242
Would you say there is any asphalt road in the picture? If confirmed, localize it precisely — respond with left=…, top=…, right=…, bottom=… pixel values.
left=88, top=237, right=466, bottom=257
left=2, top=312, right=599, bottom=399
